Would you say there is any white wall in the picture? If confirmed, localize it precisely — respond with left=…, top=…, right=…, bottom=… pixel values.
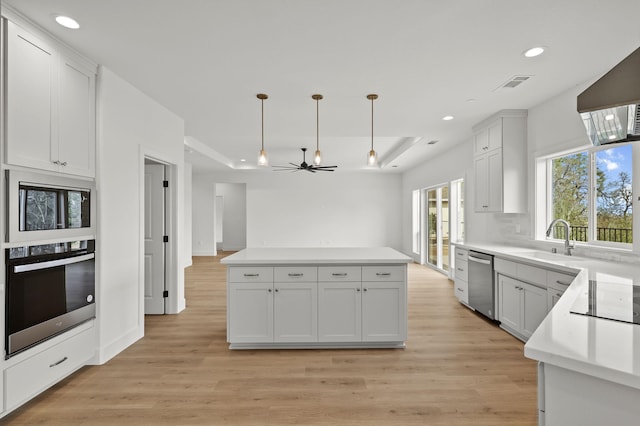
left=216, top=183, right=247, bottom=251
left=192, top=174, right=216, bottom=256
left=192, top=171, right=403, bottom=250
left=96, top=66, right=185, bottom=363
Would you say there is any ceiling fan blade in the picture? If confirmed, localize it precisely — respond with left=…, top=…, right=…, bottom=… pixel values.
left=315, top=168, right=334, bottom=172
left=289, top=163, right=300, bottom=167
left=313, top=165, right=338, bottom=169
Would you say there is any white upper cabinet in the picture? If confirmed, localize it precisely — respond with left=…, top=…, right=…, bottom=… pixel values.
left=5, top=20, right=96, bottom=177
left=472, top=110, right=527, bottom=213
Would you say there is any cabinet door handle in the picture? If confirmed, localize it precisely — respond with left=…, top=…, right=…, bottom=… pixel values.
left=556, top=280, right=571, bottom=286
left=243, top=273, right=259, bottom=277
left=50, top=357, right=68, bottom=368
left=363, top=288, right=368, bottom=292
left=457, top=287, right=464, bottom=292
left=288, top=273, right=303, bottom=277
left=60, top=161, right=67, bottom=166
left=274, top=288, right=279, bottom=293
left=376, top=272, right=391, bottom=276
left=268, top=288, right=272, bottom=293
left=556, top=293, right=562, bottom=297
left=457, top=268, right=464, bottom=272
left=356, top=288, right=361, bottom=292
left=332, top=273, right=347, bottom=277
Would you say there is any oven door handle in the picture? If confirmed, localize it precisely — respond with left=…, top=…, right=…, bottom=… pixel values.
left=13, top=253, right=95, bottom=273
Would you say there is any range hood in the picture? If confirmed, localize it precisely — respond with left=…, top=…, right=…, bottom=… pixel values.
left=577, top=46, right=640, bottom=146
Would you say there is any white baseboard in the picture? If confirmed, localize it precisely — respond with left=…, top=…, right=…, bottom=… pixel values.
left=96, top=326, right=143, bottom=365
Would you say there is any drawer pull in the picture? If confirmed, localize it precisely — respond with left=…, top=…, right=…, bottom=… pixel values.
left=49, top=357, right=68, bottom=368
left=356, top=288, right=361, bottom=292
left=288, top=273, right=303, bottom=277
left=556, top=280, right=571, bottom=286
left=457, top=287, right=464, bottom=292
left=376, top=272, right=391, bottom=276
left=457, top=268, right=464, bottom=272
left=243, top=273, right=259, bottom=277
left=332, top=273, right=348, bottom=277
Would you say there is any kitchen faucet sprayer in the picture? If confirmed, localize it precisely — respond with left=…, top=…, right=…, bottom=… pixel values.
left=546, top=219, right=575, bottom=256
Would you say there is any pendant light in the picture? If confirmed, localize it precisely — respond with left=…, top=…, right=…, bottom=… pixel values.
left=312, top=94, right=323, bottom=165
left=367, top=94, right=378, bottom=166
left=257, top=93, right=268, bottom=166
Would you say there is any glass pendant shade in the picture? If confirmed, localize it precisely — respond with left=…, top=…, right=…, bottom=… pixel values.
left=258, top=149, right=268, bottom=166
left=368, top=149, right=377, bottom=166
left=313, top=150, right=322, bottom=166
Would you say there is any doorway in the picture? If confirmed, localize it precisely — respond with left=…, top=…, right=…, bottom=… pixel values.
left=421, top=184, right=450, bottom=273
left=144, top=160, right=167, bottom=314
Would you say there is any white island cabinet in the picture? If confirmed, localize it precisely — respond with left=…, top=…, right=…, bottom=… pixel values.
left=222, top=248, right=411, bottom=350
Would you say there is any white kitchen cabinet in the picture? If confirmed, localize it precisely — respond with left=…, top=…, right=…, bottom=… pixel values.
left=453, top=247, right=469, bottom=304
left=318, top=282, right=362, bottom=342
left=362, top=281, right=406, bottom=342
left=5, top=20, right=96, bottom=177
left=473, top=119, right=502, bottom=155
left=228, top=282, right=274, bottom=343
left=498, top=275, right=548, bottom=341
left=472, top=110, right=527, bottom=213
left=273, top=266, right=318, bottom=343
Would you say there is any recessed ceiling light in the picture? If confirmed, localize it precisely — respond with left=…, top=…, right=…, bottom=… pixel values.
left=240, top=158, right=246, bottom=162
left=523, top=46, right=545, bottom=58
left=55, top=15, right=80, bottom=29
left=605, top=114, right=615, bottom=121
left=442, top=116, right=454, bottom=121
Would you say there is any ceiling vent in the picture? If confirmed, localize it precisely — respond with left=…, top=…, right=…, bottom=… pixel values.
left=494, top=75, right=532, bottom=91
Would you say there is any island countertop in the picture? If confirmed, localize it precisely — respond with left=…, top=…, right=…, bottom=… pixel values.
left=220, top=247, right=413, bottom=265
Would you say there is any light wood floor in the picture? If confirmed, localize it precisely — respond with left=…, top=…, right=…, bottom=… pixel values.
left=4, top=253, right=538, bottom=425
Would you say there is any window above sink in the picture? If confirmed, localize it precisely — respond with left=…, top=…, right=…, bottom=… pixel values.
left=535, top=142, right=638, bottom=251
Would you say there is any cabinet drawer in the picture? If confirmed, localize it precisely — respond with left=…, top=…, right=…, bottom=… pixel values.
left=318, top=266, right=362, bottom=282
left=454, top=278, right=469, bottom=304
left=274, top=266, right=317, bottom=282
left=547, top=270, right=575, bottom=288
left=229, top=267, right=274, bottom=283
left=454, top=259, right=468, bottom=282
left=455, top=248, right=468, bottom=261
left=5, top=326, right=95, bottom=410
left=362, top=266, right=404, bottom=282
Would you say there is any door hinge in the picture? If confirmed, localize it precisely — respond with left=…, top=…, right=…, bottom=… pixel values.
left=163, top=235, right=169, bottom=243
left=163, top=290, right=169, bottom=298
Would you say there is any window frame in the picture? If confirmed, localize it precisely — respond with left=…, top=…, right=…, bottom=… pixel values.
left=537, top=142, right=637, bottom=251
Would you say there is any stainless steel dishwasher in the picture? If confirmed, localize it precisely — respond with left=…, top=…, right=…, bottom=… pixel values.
left=467, top=251, right=495, bottom=320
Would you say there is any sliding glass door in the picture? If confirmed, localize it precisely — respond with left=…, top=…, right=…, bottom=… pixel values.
left=423, top=184, right=450, bottom=272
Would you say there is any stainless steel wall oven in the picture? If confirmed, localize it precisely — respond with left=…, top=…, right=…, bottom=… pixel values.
left=5, top=239, right=95, bottom=358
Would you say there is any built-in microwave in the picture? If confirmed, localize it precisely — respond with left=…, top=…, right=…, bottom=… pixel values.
left=6, top=170, right=96, bottom=243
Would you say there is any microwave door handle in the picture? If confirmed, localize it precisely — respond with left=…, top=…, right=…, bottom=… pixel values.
left=13, top=253, right=95, bottom=273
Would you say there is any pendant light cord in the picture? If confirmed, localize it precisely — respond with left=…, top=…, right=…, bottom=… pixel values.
left=370, top=96, right=374, bottom=151
left=316, top=97, right=320, bottom=151
left=261, top=97, right=265, bottom=151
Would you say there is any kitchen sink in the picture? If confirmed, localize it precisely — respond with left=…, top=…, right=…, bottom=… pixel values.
left=515, top=251, right=584, bottom=263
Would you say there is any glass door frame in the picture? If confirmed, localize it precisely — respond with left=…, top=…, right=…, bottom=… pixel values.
left=420, top=183, right=450, bottom=274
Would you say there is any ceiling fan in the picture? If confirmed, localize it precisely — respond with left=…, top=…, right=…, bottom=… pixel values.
left=272, top=148, right=338, bottom=173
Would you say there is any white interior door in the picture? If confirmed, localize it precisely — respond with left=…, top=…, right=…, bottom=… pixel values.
left=144, top=163, right=166, bottom=314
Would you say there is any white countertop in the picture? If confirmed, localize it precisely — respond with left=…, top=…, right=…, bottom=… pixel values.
left=220, top=247, right=413, bottom=265
left=455, top=242, right=640, bottom=390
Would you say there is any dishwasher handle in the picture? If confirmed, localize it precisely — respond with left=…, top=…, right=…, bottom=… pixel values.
left=468, top=254, right=492, bottom=265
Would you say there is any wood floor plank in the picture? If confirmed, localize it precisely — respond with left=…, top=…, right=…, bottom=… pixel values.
left=3, top=253, right=538, bottom=425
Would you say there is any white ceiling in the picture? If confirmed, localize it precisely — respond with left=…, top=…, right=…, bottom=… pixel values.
left=4, top=0, right=640, bottom=173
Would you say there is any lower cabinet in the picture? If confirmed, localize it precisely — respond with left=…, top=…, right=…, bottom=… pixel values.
left=361, top=281, right=406, bottom=342
left=4, top=324, right=95, bottom=412
left=228, top=265, right=407, bottom=347
left=228, top=282, right=318, bottom=344
left=498, top=275, right=548, bottom=340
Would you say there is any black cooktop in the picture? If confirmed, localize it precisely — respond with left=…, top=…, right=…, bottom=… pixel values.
left=570, top=279, right=640, bottom=325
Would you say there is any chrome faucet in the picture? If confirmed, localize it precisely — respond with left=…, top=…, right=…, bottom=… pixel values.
left=545, top=219, right=574, bottom=256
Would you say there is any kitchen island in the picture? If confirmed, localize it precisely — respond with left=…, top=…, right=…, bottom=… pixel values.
left=221, top=247, right=412, bottom=349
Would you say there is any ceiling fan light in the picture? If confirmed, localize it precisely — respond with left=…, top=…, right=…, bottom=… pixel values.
left=313, top=150, right=322, bottom=166
left=258, top=149, right=268, bottom=167
left=368, top=149, right=377, bottom=166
